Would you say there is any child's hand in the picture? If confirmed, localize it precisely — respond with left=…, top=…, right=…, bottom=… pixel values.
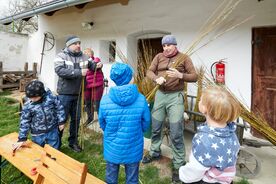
left=12, top=141, right=25, bottom=151
left=59, top=124, right=65, bottom=131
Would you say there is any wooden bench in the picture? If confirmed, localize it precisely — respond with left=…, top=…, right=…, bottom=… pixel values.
left=34, top=145, right=88, bottom=184
left=0, top=133, right=105, bottom=184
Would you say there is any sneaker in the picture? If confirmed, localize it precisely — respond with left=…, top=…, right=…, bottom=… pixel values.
left=172, top=168, right=181, bottom=183
left=142, top=154, right=161, bottom=164
left=69, top=144, right=82, bottom=152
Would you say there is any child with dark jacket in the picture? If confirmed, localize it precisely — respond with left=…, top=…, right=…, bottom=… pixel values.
left=12, top=80, right=66, bottom=150
left=99, top=63, right=150, bottom=184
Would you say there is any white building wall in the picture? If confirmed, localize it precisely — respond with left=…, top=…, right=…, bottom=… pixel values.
left=27, top=0, right=276, bottom=107
left=0, top=31, right=28, bottom=71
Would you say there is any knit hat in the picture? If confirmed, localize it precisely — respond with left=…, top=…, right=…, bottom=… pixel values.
left=161, top=35, right=177, bottom=45
left=66, top=35, right=81, bottom=47
left=110, top=63, right=133, bottom=86
left=25, top=80, right=46, bottom=98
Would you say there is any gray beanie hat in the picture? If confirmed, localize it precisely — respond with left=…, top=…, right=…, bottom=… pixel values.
left=66, top=35, right=81, bottom=47
left=161, top=35, right=177, bottom=45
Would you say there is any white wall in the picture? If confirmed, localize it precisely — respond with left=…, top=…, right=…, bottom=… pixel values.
left=0, top=31, right=28, bottom=71
left=27, top=0, right=276, bottom=107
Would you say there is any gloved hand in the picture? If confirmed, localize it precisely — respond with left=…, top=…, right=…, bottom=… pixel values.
left=166, top=68, right=183, bottom=79
left=155, top=77, right=166, bottom=85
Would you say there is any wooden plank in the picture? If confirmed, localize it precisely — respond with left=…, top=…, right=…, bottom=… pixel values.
left=38, top=155, right=83, bottom=184
left=0, top=83, right=19, bottom=89
left=0, top=132, right=44, bottom=181
left=35, top=165, right=69, bottom=184
left=3, top=71, right=33, bottom=75
left=44, top=145, right=87, bottom=173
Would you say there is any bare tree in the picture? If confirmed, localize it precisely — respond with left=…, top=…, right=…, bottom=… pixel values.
left=1, top=0, right=43, bottom=34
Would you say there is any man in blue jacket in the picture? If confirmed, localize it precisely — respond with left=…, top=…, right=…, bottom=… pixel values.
left=99, top=62, right=150, bottom=184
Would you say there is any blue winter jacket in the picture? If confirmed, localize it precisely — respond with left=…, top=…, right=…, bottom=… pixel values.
left=99, top=84, right=150, bottom=164
left=18, top=89, right=66, bottom=141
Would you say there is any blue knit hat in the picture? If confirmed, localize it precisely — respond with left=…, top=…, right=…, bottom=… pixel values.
left=66, top=35, right=81, bottom=47
left=161, top=35, right=177, bottom=45
left=110, top=63, right=133, bottom=86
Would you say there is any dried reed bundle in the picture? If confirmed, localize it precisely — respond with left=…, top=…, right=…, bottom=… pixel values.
left=135, top=39, right=158, bottom=96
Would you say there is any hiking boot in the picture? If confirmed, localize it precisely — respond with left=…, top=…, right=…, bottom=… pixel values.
left=172, top=168, right=181, bottom=183
left=142, top=154, right=161, bottom=164
left=69, top=144, right=82, bottom=152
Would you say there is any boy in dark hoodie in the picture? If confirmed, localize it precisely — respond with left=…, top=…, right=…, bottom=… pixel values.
left=99, top=62, right=150, bottom=184
left=12, top=80, right=66, bottom=150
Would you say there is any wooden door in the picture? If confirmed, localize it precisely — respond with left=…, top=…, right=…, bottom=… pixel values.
left=252, top=27, right=276, bottom=136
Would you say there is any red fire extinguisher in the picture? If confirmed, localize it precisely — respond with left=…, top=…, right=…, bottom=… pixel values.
left=211, top=60, right=226, bottom=85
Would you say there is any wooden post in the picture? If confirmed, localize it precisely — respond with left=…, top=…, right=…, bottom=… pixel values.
left=33, top=62, right=37, bottom=78
left=24, top=62, right=28, bottom=76
left=0, top=62, right=3, bottom=92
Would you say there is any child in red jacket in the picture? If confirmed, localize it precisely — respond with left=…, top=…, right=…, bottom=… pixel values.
left=83, top=48, right=104, bottom=125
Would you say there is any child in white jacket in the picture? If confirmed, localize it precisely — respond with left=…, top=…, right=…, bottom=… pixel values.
left=179, top=85, right=240, bottom=184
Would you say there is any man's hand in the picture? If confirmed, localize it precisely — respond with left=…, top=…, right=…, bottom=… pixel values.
left=166, top=68, right=183, bottom=79
left=96, top=62, right=103, bottom=69
left=155, top=77, right=166, bottom=85
left=81, top=68, right=88, bottom=76
left=12, top=141, right=25, bottom=151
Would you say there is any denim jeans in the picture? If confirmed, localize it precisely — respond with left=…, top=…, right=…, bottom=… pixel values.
left=32, top=128, right=60, bottom=149
left=106, top=161, right=139, bottom=184
left=58, top=95, right=81, bottom=146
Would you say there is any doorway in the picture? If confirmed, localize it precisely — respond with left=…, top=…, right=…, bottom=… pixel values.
left=251, top=26, right=276, bottom=136
left=137, top=38, right=163, bottom=78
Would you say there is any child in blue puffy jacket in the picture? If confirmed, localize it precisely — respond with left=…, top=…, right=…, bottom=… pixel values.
left=12, top=80, right=66, bottom=150
left=99, top=63, right=150, bottom=184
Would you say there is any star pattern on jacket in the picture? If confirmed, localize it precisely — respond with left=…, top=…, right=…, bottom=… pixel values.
left=192, top=122, right=240, bottom=170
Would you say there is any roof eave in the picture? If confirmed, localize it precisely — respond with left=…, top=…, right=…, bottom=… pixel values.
left=0, top=0, right=94, bottom=25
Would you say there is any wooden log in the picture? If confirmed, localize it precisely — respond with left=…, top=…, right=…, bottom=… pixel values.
left=33, top=63, right=37, bottom=77
left=4, top=74, right=18, bottom=83
left=24, top=62, right=28, bottom=76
